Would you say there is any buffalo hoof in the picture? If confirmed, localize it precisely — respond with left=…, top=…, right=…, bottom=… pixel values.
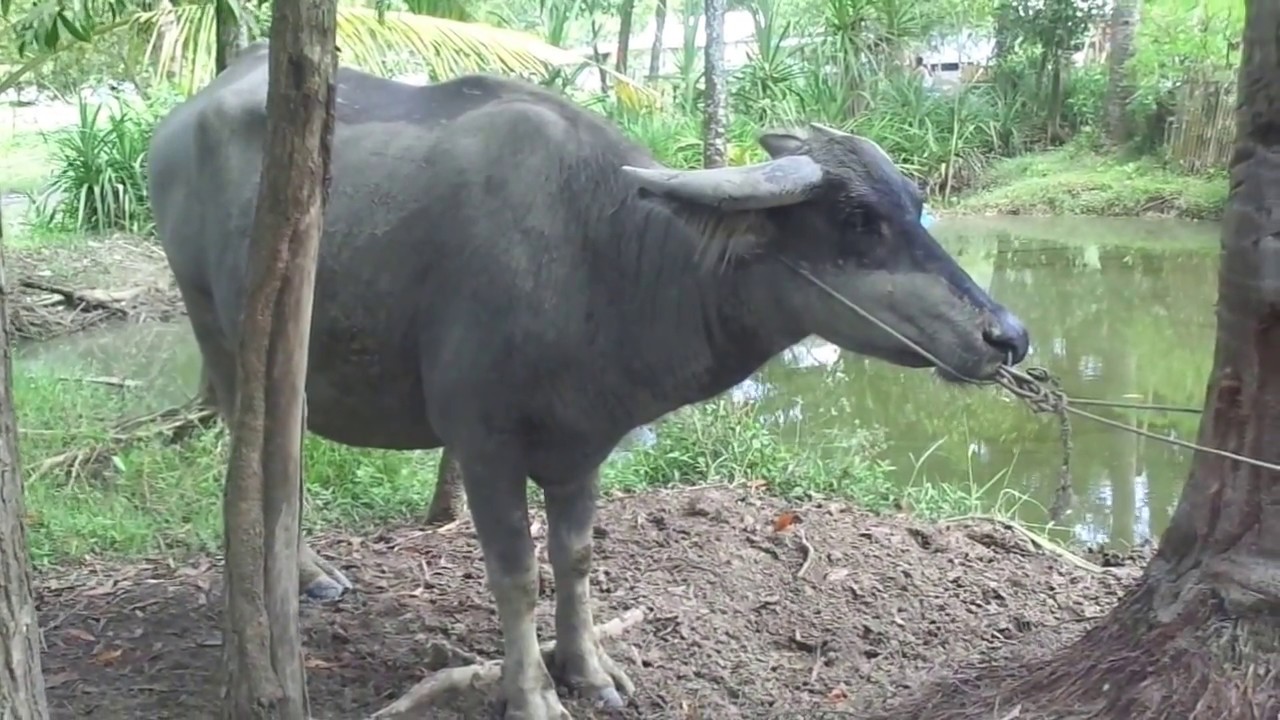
left=551, top=643, right=633, bottom=711
left=299, top=547, right=355, bottom=602
left=499, top=686, right=571, bottom=720
left=302, top=575, right=349, bottom=602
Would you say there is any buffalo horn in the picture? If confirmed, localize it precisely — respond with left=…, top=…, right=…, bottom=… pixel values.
left=621, top=155, right=824, bottom=211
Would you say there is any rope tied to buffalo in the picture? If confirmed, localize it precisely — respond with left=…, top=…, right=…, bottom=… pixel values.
left=994, top=366, right=1074, bottom=521
left=995, top=364, right=1280, bottom=472
left=779, top=257, right=1280, bottom=479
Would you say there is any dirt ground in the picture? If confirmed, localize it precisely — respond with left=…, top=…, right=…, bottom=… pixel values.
left=6, top=233, right=185, bottom=342
left=36, top=486, right=1148, bottom=720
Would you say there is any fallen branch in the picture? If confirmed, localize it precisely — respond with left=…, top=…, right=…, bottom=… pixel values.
left=368, top=609, right=645, bottom=720
left=941, top=514, right=1105, bottom=574
left=30, top=399, right=219, bottom=481
left=56, top=375, right=141, bottom=390
left=794, top=527, right=815, bottom=579
left=8, top=302, right=117, bottom=341
left=18, top=279, right=145, bottom=312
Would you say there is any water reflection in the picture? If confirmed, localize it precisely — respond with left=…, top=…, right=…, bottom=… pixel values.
left=14, top=215, right=1221, bottom=548
left=745, top=216, right=1218, bottom=548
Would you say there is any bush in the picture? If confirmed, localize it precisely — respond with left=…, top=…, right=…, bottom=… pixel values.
left=31, top=90, right=178, bottom=235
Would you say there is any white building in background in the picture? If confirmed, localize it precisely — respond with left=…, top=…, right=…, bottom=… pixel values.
left=918, top=31, right=996, bottom=91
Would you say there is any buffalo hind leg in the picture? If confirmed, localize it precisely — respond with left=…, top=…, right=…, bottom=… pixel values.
left=180, top=289, right=352, bottom=601
left=425, top=447, right=465, bottom=525
left=544, top=475, right=633, bottom=708
left=460, top=448, right=568, bottom=720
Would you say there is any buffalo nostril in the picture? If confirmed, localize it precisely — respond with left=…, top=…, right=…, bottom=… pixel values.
left=983, top=311, right=1030, bottom=365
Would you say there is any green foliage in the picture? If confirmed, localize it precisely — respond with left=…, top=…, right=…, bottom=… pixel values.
left=5, top=0, right=1243, bottom=233
left=29, top=91, right=176, bottom=234
left=0, top=128, right=54, bottom=197
left=603, top=397, right=897, bottom=505
left=15, top=363, right=906, bottom=564
left=1124, top=0, right=1243, bottom=151
left=951, top=145, right=1229, bottom=220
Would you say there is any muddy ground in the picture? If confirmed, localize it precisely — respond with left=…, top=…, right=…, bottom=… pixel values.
left=37, top=486, right=1147, bottom=720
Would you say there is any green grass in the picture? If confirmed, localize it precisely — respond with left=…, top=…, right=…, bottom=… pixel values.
left=0, top=128, right=54, bottom=197
left=12, top=358, right=1039, bottom=567
left=949, top=147, right=1230, bottom=220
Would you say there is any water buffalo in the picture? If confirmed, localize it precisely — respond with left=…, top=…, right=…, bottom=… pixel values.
left=148, top=42, right=1028, bottom=720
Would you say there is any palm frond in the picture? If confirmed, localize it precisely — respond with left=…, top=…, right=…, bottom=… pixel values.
left=133, top=5, right=655, bottom=102
left=2, top=4, right=656, bottom=106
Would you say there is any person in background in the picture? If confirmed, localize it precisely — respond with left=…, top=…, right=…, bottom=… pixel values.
left=912, top=55, right=934, bottom=87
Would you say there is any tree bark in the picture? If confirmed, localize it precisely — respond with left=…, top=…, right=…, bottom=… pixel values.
left=615, top=0, right=635, bottom=75
left=218, top=0, right=337, bottom=716
left=865, top=1, right=1280, bottom=716
left=0, top=206, right=50, bottom=720
left=647, top=0, right=667, bottom=80
left=1104, top=0, right=1142, bottom=146
left=701, top=0, right=727, bottom=169
left=216, top=0, right=250, bottom=73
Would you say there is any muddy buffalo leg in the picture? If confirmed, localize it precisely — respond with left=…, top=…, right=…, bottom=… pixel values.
left=461, top=448, right=568, bottom=720
left=544, top=474, right=634, bottom=707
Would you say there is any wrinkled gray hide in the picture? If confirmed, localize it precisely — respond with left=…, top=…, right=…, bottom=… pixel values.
left=148, top=41, right=1029, bottom=720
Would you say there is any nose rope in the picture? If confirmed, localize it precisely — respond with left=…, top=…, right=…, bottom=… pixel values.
left=778, top=258, right=991, bottom=385
left=778, top=257, right=1280, bottom=474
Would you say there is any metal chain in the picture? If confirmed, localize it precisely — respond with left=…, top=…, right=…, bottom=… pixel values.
left=779, top=258, right=1280, bottom=474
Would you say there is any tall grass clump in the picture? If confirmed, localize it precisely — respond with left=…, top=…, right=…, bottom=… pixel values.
left=30, top=90, right=179, bottom=236
left=604, top=396, right=905, bottom=508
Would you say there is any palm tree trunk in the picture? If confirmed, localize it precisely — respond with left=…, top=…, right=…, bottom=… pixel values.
left=648, top=0, right=668, bottom=79
left=1104, top=0, right=1142, bottom=145
left=616, top=0, right=636, bottom=75
left=0, top=207, right=50, bottom=720
left=701, top=0, right=727, bottom=169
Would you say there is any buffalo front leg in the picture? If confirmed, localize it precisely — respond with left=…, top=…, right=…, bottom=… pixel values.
left=544, top=476, right=634, bottom=708
left=463, top=451, right=568, bottom=720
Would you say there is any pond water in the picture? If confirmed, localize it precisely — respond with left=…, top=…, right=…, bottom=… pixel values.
left=15, top=215, right=1221, bottom=549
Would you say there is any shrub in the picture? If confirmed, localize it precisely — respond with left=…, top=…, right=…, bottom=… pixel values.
left=31, top=92, right=175, bottom=235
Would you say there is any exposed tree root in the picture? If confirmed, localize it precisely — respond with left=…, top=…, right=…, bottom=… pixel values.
left=368, top=609, right=645, bottom=719
left=31, top=399, right=218, bottom=481
left=867, top=581, right=1280, bottom=720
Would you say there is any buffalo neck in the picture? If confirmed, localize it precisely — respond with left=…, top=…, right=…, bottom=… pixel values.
left=589, top=195, right=805, bottom=424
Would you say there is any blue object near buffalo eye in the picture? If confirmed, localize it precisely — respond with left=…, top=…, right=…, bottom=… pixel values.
left=920, top=206, right=936, bottom=229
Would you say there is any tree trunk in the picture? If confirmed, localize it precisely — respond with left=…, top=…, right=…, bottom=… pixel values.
left=616, top=0, right=635, bottom=75
left=701, top=0, right=727, bottom=169
left=218, top=0, right=337, bottom=716
left=867, top=3, right=1280, bottom=716
left=648, top=0, right=667, bottom=80
left=1104, top=0, right=1142, bottom=146
left=216, top=0, right=250, bottom=73
left=0, top=207, right=49, bottom=720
